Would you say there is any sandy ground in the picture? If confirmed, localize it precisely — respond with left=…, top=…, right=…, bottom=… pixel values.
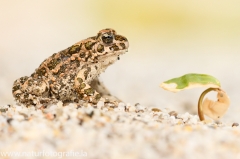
left=0, top=102, right=240, bottom=159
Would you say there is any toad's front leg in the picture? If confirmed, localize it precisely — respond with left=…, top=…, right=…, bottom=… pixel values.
left=74, top=67, right=102, bottom=104
left=90, top=78, right=121, bottom=104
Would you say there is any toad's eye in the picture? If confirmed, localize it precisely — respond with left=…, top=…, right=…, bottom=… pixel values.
left=102, top=33, right=113, bottom=44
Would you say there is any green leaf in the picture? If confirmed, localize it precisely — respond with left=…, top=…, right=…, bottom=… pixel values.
left=160, top=73, right=221, bottom=92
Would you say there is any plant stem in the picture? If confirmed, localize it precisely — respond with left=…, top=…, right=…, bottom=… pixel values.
left=198, top=87, right=219, bottom=121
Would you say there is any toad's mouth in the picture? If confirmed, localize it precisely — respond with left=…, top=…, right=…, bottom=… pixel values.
left=98, top=49, right=128, bottom=67
left=98, top=49, right=128, bottom=60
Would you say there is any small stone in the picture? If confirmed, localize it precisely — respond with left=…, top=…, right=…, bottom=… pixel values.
left=215, top=121, right=222, bottom=125
left=118, top=102, right=125, bottom=107
left=86, top=110, right=94, bottom=118
left=7, top=118, right=13, bottom=124
left=57, top=101, right=63, bottom=108
left=19, top=112, right=28, bottom=119
left=151, top=108, right=161, bottom=112
left=135, top=103, right=140, bottom=106
left=178, top=112, right=190, bottom=122
left=232, top=123, right=239, bottom=127
left=128, top=106, right=136, bottom=112
left=108, top=103, right=117, bottom=109
left=169, top=116, right=176, bottom=125
left=85, top=107, right=94, bottom=117
left=117, top=102, right=126, bottom=111
left=45, top=113, right=55, bottom=120
left=188, top=115, right=198, bottom=125
left=0, top=108, right=8, bottom=113
left=135, top=104, right=145, bottom=113
left=97, top=101, right=104, bottom=109
left=168, top=111, right=178, bottom=117
left=108, top=107, right=114, bottom=111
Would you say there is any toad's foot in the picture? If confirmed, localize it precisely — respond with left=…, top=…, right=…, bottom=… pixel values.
left=90, top=78, right=121, bottom=104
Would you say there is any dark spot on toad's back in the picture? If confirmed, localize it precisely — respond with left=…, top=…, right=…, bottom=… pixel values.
left=85, top=54, right=92, bottom=62
left=47, top=58, right=61, bottom=70
left=79, top=52, right=86, bottom=58
left=70, top=59, right=80, bottom=67
left=68, top=44, right=81, bottom=55
left=85, top=41, right=96, bottom=50
left=60, top=49, right=71, bottom=60
left=36, top=67, right=47, bottom=76
left=51, top=53, right=57, bottom=58
left=12, top=85, right=20, bottom=93
left=27, top=79, right=34, bottom=86
left=75, top=59, right=80, bottom=67
left=19, top=76, right=28, bottom=84
left=53, top=64, right=67, bottom=75
left=90, top=36, right=96, bottom=40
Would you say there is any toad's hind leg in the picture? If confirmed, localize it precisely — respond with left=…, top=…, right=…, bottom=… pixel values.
left=12, top=76, right=50, bottom=107
left=12, top=76, right=29, bottom=102
left=90, top=78, right=121, bottom=103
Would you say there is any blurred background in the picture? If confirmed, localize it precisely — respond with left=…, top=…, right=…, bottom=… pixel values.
left=1, top=0, right=240, bottom=122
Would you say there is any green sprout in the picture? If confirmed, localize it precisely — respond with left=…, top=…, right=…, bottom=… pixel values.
left=160, top=73, right=230, bottom=121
